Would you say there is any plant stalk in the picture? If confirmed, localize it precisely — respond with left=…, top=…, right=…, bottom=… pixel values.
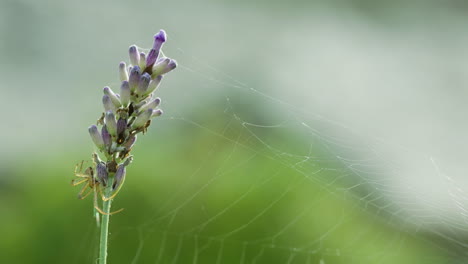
left=99, top=185, right=113, bottom=264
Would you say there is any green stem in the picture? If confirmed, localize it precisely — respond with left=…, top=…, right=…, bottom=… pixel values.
left=99, top=186, right=113, bottom=264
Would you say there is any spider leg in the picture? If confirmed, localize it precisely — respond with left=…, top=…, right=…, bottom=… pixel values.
left=74, top=161, right=84, bottom=175
left=78, top=184, right=93, bottom=200
left=94, top=186, right=124, bottom=215
left=71, top=178, right=88, bottom=186
left=101, top=174, right=126, bottom=201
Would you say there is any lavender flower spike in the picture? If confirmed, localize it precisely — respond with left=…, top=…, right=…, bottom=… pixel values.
left=73, top=30, right=177, bottom=264
left=88, top=125, right=104, bottom=149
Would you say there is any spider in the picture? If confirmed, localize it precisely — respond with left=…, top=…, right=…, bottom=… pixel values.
left=71, top=159, right=123, bottom=215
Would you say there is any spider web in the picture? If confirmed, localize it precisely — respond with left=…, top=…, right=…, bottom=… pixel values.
left=79, top=20, right=468, bottom=264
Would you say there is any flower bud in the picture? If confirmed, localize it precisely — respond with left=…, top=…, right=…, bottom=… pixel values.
left=113, top=163, right=126, bottom=190
left=136, top=73, right=151, bottom=95
left=120, top=81, right=131, bottom=107
left=119, top=62, right=128, bottom=82
left=96, top=162, right=108, bottom=186
left=139, top=52, right=147, bottom=69
left=103, top=95, right=117, bottom=113
left=123, top=134, right=137, bottom=149
left=103, top=86, right=121, bottom=108
left=139, top=98, right=161, bottom=113
left=101, top=125, right=111, bottom=148
left=132, top=108, right=152, bottom=128
left=159, top=59, right=177, bottom=75
left=151, top=58, right=170, bottom=77
left=145, top=75, right=163, bottom=95
left=152, top=109, right=163, bottom=118
left=89, top=125, right=104, bottom=149
left=153, top=30, right=166, bottom=51
left=146, top=49, right=159, bottom=69
left=105, top=111, right=117, bottom=136
left=129, top=45, right=140, bottom=66
left=117, top=118, right=127, bottom=137
left=129, top=65, right=141, bottom=92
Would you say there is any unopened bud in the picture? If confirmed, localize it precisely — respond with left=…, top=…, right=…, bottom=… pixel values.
left=103, top=95, right=117, bottom=113
left=123, top=134, right=137, bottom=149
left=145, top=75, right=163, bottom=95
left=153, top=30, right=166, bottom=51
left=159, top=59, right=177, bottom=75
left=132, top=108, right=153, bottom=128
left=139, top=98, right=161, bottom=113
left=101, top=125, right=111, bottom=148
left=117, top=118, right=127, bottom=136
left=129, top=66, right=141, bottom=92
left=139, top=52, right=147, bottom=69
left=119, top=62, right=128, bottom=82
left=136, top=73, right=151, bottom=95
left=151, top=58, right=170, bottom=77
left=105, top=111, right=117, bottom=136
left=103, top=86, right=121, bottom=108
left=96, top=162, right=108, bottom=186
left=152, top=109, right=163, bottom=118
left=89, top=125, right=104, bottom=149
left=146, top=49, right=159, bottom=69
left=129, top=45, right=140, bottom=66
left=120, top=81, right=131, bottom=107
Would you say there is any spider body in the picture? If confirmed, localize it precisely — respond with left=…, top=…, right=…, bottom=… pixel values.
left=72, top=159, right=123, bottom=215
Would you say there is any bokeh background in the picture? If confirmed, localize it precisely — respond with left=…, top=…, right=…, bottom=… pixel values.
left=2, top=0, right=468, bottom=263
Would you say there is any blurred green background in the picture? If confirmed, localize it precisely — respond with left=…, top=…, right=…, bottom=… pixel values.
left=2, top=0, right=468, bottom=263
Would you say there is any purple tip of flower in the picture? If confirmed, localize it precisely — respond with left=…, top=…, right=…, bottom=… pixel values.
left=101, top=125, right=111, bottom=147
left=119, top=61, right=126, bottom=68
left=153, top=30, right=167, bottom=46
left=159, top=59, right=177, bottom=75
left=168, top=59, right=177, bottom=69
left=152, top=109, right=163, bottom=117
left=96, top=162, right=108, bottom=186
